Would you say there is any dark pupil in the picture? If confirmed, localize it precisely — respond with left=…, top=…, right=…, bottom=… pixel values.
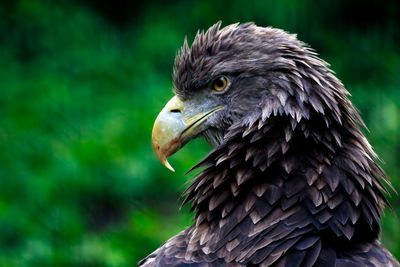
left=215, top=78, right=225, bottom=88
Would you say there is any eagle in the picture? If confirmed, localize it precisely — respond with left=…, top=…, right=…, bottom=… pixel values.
left=139, top=22, right=399, bottom=266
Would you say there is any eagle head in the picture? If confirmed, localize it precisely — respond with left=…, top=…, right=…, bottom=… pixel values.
left=153, top=22, right=354, bottom=172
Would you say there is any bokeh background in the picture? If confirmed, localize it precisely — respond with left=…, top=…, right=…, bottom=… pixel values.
left=0, top=0, right=399, bottom=266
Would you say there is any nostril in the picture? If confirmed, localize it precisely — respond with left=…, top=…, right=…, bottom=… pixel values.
left=170, top=109, right=181, bottom=113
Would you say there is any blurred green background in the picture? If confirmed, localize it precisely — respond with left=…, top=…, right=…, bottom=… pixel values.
left=0, top=0, right=399, bottom=266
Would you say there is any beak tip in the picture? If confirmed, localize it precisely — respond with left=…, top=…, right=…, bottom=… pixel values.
left=162, top=159, right=175, bottom=172
left=152, top=142, right=176, bottom=172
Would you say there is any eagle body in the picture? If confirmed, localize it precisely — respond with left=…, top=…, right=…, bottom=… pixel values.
left=141, top=23, right=399, bottom=266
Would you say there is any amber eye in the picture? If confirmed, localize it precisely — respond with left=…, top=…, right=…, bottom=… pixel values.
left=212, top=76, right=229, bottom=92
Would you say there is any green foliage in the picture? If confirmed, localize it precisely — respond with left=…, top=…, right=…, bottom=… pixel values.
left=0, top=0, right=399, bottom=265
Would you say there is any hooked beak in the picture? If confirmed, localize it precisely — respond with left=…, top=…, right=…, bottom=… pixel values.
left=152, top=96, right=222, bottom=171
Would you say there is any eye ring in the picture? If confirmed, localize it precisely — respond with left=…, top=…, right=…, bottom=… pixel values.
left=212, top=76, right=229, bottom=92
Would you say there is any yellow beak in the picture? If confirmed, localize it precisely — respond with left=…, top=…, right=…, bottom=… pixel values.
left=152, top=96, right=222, bottom=171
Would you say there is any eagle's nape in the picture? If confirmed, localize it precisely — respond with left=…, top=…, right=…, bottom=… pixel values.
left=141, top=22, right=399, bottom=266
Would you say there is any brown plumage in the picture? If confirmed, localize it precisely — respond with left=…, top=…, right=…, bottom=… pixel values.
left=141, top=22, right=399, bottom=266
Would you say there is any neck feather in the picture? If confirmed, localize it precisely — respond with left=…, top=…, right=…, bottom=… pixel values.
left=183, top=110, right=389, bottom=260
